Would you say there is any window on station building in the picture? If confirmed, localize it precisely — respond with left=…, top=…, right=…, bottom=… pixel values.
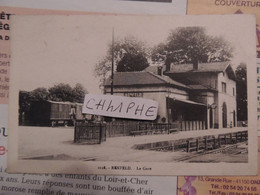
left=222, top=82, right=227, bottom=93
left=233, top=87, right=235, bottom=96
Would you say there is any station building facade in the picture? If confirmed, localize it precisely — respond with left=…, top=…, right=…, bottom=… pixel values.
left=104, top=61, right=237, bottom=129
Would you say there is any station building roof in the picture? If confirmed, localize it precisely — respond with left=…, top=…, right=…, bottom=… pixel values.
left=165, top=61, right=236, bottom=80
left=104, top=71, right=189, bottom=89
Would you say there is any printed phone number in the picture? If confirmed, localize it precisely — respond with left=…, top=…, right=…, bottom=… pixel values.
left=209, top=185, right=259, bottom=195
left=209, top=190, right=259, bottom=195
left=212, top=184, right=258, bottom=191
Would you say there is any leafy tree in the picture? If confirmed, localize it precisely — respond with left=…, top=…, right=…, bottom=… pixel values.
left=72, top=83, right=88, bottom=103
left=235, top=63, right=247, bottom=121
left=19, top=88, right=49, bottom=122
left=48, top=83, right=87, bottom=103
left=95, top=36, right=149, bottom=86
left=152, top=27, right=233, bottom=66
left=19, top=90, right=32, bottom=122
left=48, top=83, right=74, bottom=102
left=117, top=52, right=149, bottom=72
left=30, top=87, right=49, bottom=101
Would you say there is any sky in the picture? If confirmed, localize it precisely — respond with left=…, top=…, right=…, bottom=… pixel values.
left=10, top=14, right=256, bottom=94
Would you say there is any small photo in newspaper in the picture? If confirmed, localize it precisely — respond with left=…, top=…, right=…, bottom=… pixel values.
left=7, top=14, right=257, bottom=176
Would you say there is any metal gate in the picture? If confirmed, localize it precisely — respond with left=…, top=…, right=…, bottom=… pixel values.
left=74, top=121, right=106, bottom=144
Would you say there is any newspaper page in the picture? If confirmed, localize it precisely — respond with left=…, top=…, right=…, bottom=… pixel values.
left=0, top=6, right=182, bottom=195
left=0, top=0, right=186, bottom=15
left=177, top=132, right=260, bottom=195
left=7, top=14, right=257, bottom=175
left=187, top=0, right=260, bottom=130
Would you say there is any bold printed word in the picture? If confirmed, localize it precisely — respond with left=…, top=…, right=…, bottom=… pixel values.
left=215, top=0, right=260, bottom=7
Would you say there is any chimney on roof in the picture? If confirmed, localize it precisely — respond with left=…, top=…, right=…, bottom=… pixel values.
left=193, top=60, right=199, bottom=70
left=157, top=66, right=163, bottom=76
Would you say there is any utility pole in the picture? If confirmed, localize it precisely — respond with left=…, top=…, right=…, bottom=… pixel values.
left=111, top=28, right=114, bottom=95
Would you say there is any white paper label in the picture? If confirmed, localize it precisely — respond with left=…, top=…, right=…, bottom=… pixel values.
left=82, top=94, right=158, bottom=120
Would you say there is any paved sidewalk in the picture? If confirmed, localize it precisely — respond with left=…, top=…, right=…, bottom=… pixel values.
left=19, top=126, right=248, bottom=162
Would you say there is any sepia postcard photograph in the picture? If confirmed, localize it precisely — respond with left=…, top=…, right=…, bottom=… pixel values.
left=8, top=14, right=257, bottom=175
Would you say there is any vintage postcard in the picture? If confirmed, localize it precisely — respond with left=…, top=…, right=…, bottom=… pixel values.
left=8, top=14, right=257, bottom=175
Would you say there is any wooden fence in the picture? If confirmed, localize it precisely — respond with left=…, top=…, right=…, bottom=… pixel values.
left=186, top=131, right=248, bottom=152
left=74, top=120, right=206, bottom=143
left=74, top=121, right=106, bottom=144
left=105, top=122, right=136, bottom=137
left=105, top=121, right=205, bottom=136
left=179, top=121, right=206, bottom=131
left=134, top=130, right=248, bottom=154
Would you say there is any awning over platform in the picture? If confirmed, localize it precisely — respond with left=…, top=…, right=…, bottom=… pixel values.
left=168, top=95, right=207, bottom=107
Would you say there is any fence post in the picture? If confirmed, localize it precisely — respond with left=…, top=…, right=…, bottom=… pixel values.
left=218, top=135, right=221, bottom=147
left=213, top=137, right=216, bottom=149
left=204, top=137, right=207, bottom=150
left=104, top=123, right=106, bottom=141
left=74, top=124, right=77, bottom=143
left=99, top=123, right=102, bottom=144
left=106, top=123, right=109, bottom=137
left=186, top=140, right=190, bottom=152
left=196, top=139, right=199, bottom=152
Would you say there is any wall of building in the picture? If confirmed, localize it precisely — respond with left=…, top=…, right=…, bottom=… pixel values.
left=190, top=91, right=217, bottom=128
left=186, top=73, right=218, bottom=90
left=217, top=72, right=237, bottom=128
left=104, top=85, right=189, bottom=123
left=187, top=71, right=236, bottom=128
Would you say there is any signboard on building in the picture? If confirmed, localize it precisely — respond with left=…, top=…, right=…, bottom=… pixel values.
left=124, top=92, right=143, bottom=97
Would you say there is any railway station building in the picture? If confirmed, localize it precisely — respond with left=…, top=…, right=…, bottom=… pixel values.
left=104, top=61, right=237, bottom=129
